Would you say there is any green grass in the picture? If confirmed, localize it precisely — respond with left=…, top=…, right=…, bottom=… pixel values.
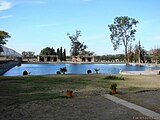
left=0, top=74, right=160, bottom=104
left=0, top=75, right=111, bottom=103
left=104, top=75, right=125, bottom=80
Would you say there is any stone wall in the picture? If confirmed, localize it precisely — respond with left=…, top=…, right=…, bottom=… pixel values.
left=0, top=61, right=18, bottom=75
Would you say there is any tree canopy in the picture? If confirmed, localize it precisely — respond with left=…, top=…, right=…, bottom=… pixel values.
left=0, top=30, right=11, bottom=45
left=108, top=16, right=138, bottom=64
left=22, top=51, right=35, bottom=58
left=67, top=30, right=87, bottom=56
left=151, top=48, right=160, bottom=64
left=40, top=47, right=56, bottom=55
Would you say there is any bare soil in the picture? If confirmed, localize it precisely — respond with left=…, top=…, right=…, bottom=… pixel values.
left=0, top=95, right=149, bottom=120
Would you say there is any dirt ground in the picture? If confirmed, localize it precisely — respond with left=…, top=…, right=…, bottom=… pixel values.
left=117, top=89, right=160, bottom=114
left=0, top=95, right=150, bottom=120
left=0, top=74, right=160, bottom=120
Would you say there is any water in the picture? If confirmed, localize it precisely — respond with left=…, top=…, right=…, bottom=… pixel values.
left=2, top=63, right=159, bottom=76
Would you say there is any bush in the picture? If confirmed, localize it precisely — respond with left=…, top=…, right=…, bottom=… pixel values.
left=56, top=71, right=61, bottom=74
left=104, top=75, right=124, bottom=80
left=87, top=70, right=92, bottom=74
left=94, top=68, right=100, bottom=74
left=60, top=67, right=67, bottom=74
left=23, top=70, right=28, bottom=76
left=110, top=83, right=117, bottom=90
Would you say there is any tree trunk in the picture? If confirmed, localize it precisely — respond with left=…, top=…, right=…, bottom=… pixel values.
left=125, top=45, right=129, bottom=65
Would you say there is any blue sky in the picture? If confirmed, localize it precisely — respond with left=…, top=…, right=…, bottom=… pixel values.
left=0, top=0, right=160, bottom=55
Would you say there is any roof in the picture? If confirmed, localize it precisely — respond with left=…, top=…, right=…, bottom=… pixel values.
left=0, top=45, right=22, bottom=57
left=0, top=46, right=3, bottom=52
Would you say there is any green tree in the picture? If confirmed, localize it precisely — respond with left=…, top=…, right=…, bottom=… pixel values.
left=0, top=30, right=11, bottom=45
left=59, top=47, right=63, bottom=61
left=40, top=47, right=56, bottom=55
left=151, top=48, right=160, bottom=64
left=81, top=51, right=94, bottom=56
left=22, top=51, right=28, bottom=58
left=60, top=67, right=67, bottom=74
left=133, top=44, right=139, bottom=63
left=128, top=44, right=134, bottom=62
left=63, top=49, right=66, bottom=61
left=57, top=48, right=60, bottom=59
left=133, top=41, right=147, bottom=63
left=67, top=30, right=87, bottom=56
left=28, top=51, right=35, bottom=57
left=108, top=16, right=139, bottom=64
left=22, top=51, right=35, bottom=58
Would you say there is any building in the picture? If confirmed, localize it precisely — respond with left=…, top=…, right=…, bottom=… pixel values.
left=0, top=45, right=22, bottom=74
left=72, top=55, right=95, bottom=62
left=38, top=55, right=59, bottom=62
left=22, top=56, right=38, bottom=63
left=0, top=45, right=22, bottom=62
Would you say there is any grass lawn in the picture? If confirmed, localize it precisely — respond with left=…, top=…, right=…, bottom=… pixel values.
left=0, top=74, right=160, bottom=104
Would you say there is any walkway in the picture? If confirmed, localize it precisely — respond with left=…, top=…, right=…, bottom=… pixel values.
left=103, top=94, right=160, bottom=120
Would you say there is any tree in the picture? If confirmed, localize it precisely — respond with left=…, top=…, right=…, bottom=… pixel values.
left=128, top=44, right=134, bottom=62
left=59, top=47, right=63, bottom=61
left=108, top=16, right=139, bottom=64
left=63, top=49, right=66, bottom=61
left=40, top=47, right=56, bottom=55
left=22, top=51, right=28, bottom=58
left=57, top=48, right=60, bottom=59
left=81, top=51, right=95, bottom=56
left=133, top=44, right=140, bottom=63
left=67, top=30, right=87, bottom=56
left=0, top=30, right=11, bottom=45
left=22, top=51, right=35, bottom=58
left=133, top=42, right=147, bottom=63
left=151, top=48, right=160, bottom=64
left=28, top=51, right=35, bottom=57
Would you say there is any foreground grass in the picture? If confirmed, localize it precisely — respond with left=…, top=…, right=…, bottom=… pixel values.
left=0, top=74, right=160, bottom=104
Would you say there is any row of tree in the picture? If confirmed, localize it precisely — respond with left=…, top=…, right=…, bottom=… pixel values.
left=127, top=41, right=160, bottom=64
left=95, top=54, right=125, bottom=62
left=22, top=47, right=67, bottom=61
left=22, top=51, right=35, bottom=58
left=1, top=16, right=159, bottom=64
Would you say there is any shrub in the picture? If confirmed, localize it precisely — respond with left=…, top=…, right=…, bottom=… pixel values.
left=60, top=67, right=67, bottom=74
left=23, top=70, right=28, bottom=76
left=56, top=71, right=61, bottom=74
left=104, top=75, right=124, bottom=80
left=110, top=83, right=117, bottom=90
left=94, top=68, right=100, bottom=74
left=87, top=70, right=92, bottom=74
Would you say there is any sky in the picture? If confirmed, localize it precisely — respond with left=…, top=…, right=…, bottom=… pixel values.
left=0, top=0, right=160, bottom=55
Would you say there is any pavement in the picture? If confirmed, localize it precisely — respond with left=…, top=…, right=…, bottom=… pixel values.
left=103, top=94, right=160, bottom=120
left=119, top=69, right=160, bottom=75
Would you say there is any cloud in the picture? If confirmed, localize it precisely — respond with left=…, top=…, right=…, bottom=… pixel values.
left=0, top=0, right=12, bottom=11
left=0, top=15, right=13, bottom=19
